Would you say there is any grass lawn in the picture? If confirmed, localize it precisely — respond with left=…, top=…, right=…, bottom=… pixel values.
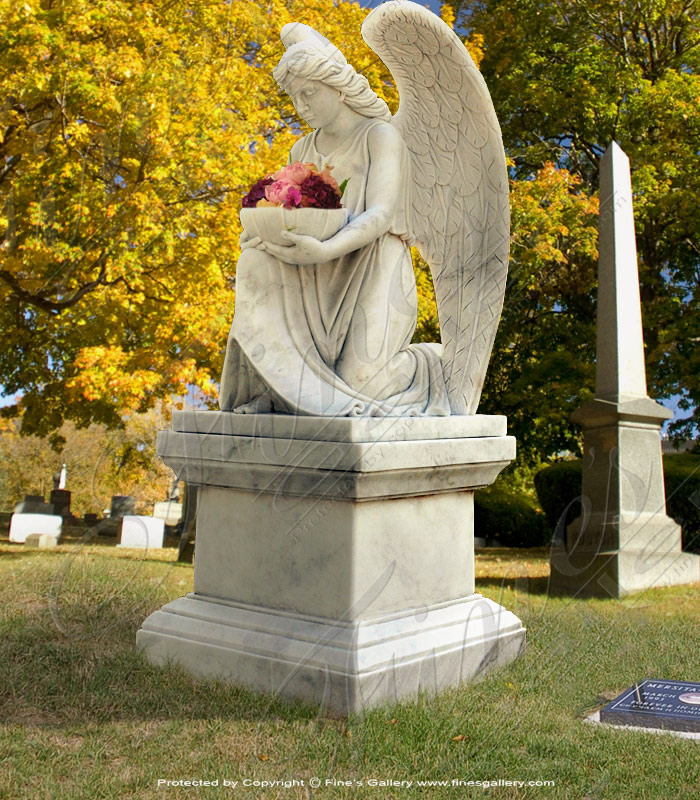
left=1, top=531, right=699, bottom=799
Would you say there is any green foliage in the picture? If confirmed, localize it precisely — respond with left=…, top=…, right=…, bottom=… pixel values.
left=664, top=452, right=700, bottom=553
left=474, top=485, right=552, bottom=547
left=534, top=454, right=700, bottom=552
left=451, top=0, right=700, bottom=445
left=534, top=459, right=590, bottom=535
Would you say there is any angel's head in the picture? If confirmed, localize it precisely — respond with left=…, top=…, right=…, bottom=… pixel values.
left=273, top=23, right=391, bottom=124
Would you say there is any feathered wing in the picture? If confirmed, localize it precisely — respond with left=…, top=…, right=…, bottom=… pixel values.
left=362, top=1, right=510, bottom=414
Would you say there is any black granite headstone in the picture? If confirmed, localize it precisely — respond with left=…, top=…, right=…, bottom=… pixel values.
left=110, top=495, right=135, bottom=518
left=14, top=494, right=54, bottom=514
left=50, top=489, right=71, bottom=517
left=600, top=679, right=700, bottom=732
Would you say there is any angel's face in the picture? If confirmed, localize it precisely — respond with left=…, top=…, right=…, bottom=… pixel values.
left=285, top=76, right=344, bottom=129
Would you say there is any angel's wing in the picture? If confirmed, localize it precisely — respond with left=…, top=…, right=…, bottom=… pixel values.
left=362, top=1, right=510, bottom=414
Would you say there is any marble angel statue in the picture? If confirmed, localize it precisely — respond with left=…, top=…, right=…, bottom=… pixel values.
left=219, top=0, right=510, bottom=417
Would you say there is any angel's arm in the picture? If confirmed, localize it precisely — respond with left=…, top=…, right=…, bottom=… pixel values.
left=321, top=123, right=403, bottom=259
left=262, top=123, right=404, bottom=265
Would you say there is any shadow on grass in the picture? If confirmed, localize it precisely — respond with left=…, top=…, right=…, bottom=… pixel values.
left=476, top=575, right=551, bottom=596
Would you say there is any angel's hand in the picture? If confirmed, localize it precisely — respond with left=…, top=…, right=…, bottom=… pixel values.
left=241, top=235, right=262, bottom=251
left=258, top=231, right=332, bottom=265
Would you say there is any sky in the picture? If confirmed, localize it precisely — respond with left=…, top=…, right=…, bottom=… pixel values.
left=361, top=0, right=445, bottom=13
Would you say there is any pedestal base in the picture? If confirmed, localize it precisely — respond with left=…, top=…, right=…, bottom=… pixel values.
left=137, top=592, right=525, bottom=715
left=138, top=411, right=525, bottom=713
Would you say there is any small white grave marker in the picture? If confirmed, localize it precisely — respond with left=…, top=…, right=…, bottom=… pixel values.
left=24, top=533, right=59, bottom=549
left=119, top=516, right=165, bottom=549
left=9, top=513, right=62, bottom=544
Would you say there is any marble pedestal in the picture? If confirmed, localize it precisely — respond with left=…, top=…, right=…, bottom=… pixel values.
left=137, top=411, right=525, bottom=714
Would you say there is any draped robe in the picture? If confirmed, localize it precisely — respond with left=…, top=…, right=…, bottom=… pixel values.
left=219, top=119, right=450, bottom=416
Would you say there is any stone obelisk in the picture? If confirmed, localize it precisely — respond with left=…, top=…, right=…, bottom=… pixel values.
left=549, top=142, right=700, bottom=598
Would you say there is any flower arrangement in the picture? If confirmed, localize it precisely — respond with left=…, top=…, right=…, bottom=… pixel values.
left=242, top=162, right=348, bottom=210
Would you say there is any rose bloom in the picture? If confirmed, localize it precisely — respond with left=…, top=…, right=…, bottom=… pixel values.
left=273, top=162, right=315, bottom=185
left=265, top=180, right=303, bottom=208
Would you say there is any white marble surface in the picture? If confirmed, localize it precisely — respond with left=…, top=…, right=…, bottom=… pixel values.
left=24, top=533, right=59, bottom=549
left=595, top=142, right=648, bottom=400
left=9, top=513, right=62, bottom=543
left=193, top=485, right=474, bottom=619
left=141, top=416, right=523, bottom=709
left=138, top=592, right=525, bottom=715
left=158, top=413, right=515, bottom=500
left=158, top=426, right=515, bottom=473
left=171, top=410, right=507, bottom=442
left=152, top=501, right=182, bottom=525
left=220, top=2, right=509, bottom=417
left=119, top=516, right=165, bottom=549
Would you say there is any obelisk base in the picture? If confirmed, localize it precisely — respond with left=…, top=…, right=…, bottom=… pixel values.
left=550, top=543, right=700, bottom=600
left=549, top=398, right=700, bottom=598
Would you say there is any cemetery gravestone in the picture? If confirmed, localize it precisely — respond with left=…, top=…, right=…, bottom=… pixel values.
left=9, top=513, right=62, bottom=544
left=14, top=495, right=54, bottom=515
left=152, top=501, right=182, bottom=526
left=24, top=533, right=59, bottom=549
left=110, top=495, right=135, bottom=518
left=550, top=142, right=700, bottom=597
left=600, top=680, right=700, bottom=733
left=119, top=516, right=165, bottom=549
left=49, top=489, right=72, bottom=517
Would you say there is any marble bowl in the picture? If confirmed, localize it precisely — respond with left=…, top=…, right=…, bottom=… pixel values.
left=240, top=207, right=349, bottom=247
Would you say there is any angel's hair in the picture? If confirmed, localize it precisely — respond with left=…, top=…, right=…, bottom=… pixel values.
left=273, top=38, right=391, bottom=122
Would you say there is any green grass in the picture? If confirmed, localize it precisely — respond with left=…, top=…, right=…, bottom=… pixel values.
left=1, top=536, right=699, bottom=799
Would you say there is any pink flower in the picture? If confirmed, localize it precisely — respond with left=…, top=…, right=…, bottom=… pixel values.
left=319, top=166, right=340, bottom=194
left=273, top=162, right=314, bottom=185
left=264, top=180, right=302, bottom=208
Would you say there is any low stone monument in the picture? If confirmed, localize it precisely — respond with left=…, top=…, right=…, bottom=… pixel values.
left=550, top=142, right=700, bottom=598
left=599, top=679, right=700, bottom=733
left=138, top=1, right=524, bottom=713
left=49, top=489, right=72, bottom=518
left=9, top=513, right=62, bottom=544
left=152, top=501, right=182, bottom=526
left=119, top=515, right=165, bottom=549
left=24, top=533, right=59, bottom=549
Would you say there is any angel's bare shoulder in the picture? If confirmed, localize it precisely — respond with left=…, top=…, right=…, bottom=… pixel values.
left=367, top=121, right=404, bottom=153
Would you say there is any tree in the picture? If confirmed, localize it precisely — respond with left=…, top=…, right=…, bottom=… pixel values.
left=0, top=0, right=395, bottom=435
left=450, top=0, right=700, bottom=442
left=0, top=408, right=172, bottom=515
